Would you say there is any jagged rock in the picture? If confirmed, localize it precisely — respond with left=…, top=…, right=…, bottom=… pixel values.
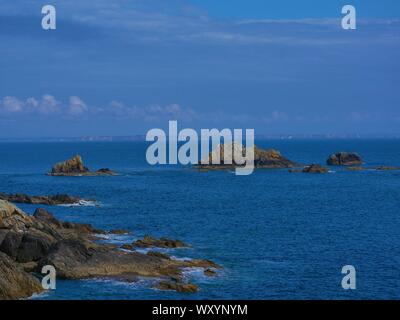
left=132, top=235, right=188, bottom=249
left=0, top=199, right=221, bottom=297
left=0, top=252, right=43, bottom=300
left=48, top=155, right=117, bottom=176
left=155, top=281, right=198, bottom=293
left=327, top=152, right=363, bottom=166
left=0, top=193, right=85, bottom=206
left=51, top=155, right=88, bottom=175
left=302, top=164, right=329, bottom=174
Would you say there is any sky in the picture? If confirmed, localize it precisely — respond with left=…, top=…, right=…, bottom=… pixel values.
left=0, top=0, right=399, bottom=138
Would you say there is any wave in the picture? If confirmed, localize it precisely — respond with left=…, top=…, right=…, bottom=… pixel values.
left=58, top=200, right=99, bottom=207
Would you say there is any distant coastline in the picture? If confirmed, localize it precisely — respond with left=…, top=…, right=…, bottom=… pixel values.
left=1, top=134, right=400, bottom=143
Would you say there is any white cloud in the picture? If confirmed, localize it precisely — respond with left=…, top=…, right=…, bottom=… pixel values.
left=0, top=96, right=24, bottom=113
left=68, top=96, right=88, bottom=115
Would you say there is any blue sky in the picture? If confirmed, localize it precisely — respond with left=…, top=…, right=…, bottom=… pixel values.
left=0, top=0, right=399, bottom=138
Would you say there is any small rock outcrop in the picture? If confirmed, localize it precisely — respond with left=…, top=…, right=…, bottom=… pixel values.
left=132, top=236, right=188, bottom=249
left=326, top=152, right=363, bottom=166
left=0, top=193, right=87, bottom=206
left=302, top=164, right=329, bottom=174
left=49, top=155, right=117, bottom=176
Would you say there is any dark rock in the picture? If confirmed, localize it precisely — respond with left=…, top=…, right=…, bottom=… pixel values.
left=121, top=244, right=134, bottom=251
left=302, top=164, right=329, bottom=174
left=0, top=193, right=84, bottom=206
left=346, top=166, right=365, bottom=171
left=147, top=251, right=171, bottom=260
left=375, top=166, right=400, bottom=171
left=183, top=259, right=223, bottom=269
left=155, top=281, right=198, bottom=293
left=0, top=230, right=23, bottom=259
left=0, top=199, right=221, bottom=298
left=132, top=235, right=188, bottom=249
left=16, top=228, right=56, bottom=263
left=33, top=208, right=63, bottom=228
left=0, top=252, right=43, bottom=300
left=204, top=269, right=216, bottom=277
left=327, top=152, right=363, bottom=166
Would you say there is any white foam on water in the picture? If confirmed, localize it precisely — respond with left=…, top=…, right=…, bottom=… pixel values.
left=58, top=200, right=99, bottom=207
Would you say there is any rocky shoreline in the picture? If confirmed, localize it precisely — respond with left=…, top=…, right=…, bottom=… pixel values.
left=0, top=199, right=221, bottom=300
left=0, top=193, right=92, bottom=206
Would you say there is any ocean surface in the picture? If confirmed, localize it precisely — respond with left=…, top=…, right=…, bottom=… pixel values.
left=1, top=139, right=400, bottom=300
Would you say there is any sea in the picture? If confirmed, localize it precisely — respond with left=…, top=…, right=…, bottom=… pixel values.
left=0, top=139, right=399, bottom=300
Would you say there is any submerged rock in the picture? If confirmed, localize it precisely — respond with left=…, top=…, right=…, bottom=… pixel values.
left=0, top=193, right=87, bottom=206
left=302, top=164, right=329, bottom=174
left=346, top=166, right=365, bottom=171
left=204, top=269, right=217, bottom=277
left=49, top=155, right=117, bottom=176
left=327, top=152, right=363, bottom=166
left=375, top=166, right=400, bottom=171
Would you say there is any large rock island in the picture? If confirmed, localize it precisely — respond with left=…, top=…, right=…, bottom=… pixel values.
left=0, top=199, right=221, bottom=299
left=196, top=143, right=297, bottom=170
left=48, top=155, right=117, bottom=176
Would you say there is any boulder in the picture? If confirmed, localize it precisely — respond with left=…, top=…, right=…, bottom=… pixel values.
left=0, top=252, right=43, bottom=300
left=327, top=152, right=363, bottom=166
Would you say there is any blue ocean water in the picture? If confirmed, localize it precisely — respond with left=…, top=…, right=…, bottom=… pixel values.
left=1, top=139, right=400, bottom=300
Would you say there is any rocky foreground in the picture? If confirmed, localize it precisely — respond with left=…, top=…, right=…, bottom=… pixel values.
left=0, top=193, right=90, bottom=206
left=49, top=155, right=117, bottom=176
left=0, top=199, right=221, bottom=300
